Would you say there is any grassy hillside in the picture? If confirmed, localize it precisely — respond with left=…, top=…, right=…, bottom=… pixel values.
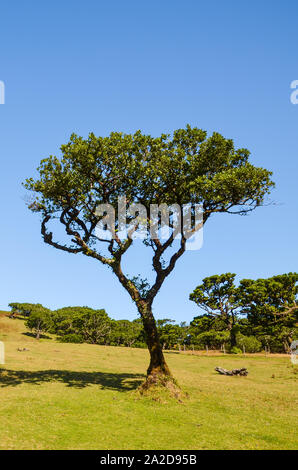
left=0, top=312, right=297, bottom=450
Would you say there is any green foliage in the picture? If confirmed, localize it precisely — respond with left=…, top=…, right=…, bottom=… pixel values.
left=23, top=126, right=274, bottom=312
left=236, top=334, right=262, bottom=353
left=17, top=295, right=296, bottom=353
left=194, top=330, right=230, bottom=349
left=23, top=126, right=274, bottom=376
left=25, top=305, right=53, bottom=339
left=50, top=306, right=112, bottom=345
left=70, top=308, right=112, bottom=344
left=230, top=346, right=242, bottom=354
left=190, top=274, right=238, bottom=312
left=190, top=273, right=241, bottom=347
left=12, top=269, right=297, bottom=353
left=109, top=319, right=145, bottom=347
left=157, top=320, right=182, bottom=349
left=48, top=307, right=75, bottom=336
left=8, top=302, right=44, bottom=318
left=239, top=273, right=298, bottom=321
left=190, top=272, right=298, bottom=353
left=24, top=126, right=274, bottom=220
left=58, top=333, right=84, bottom=343
left=239, top=273, right=298, bottom=352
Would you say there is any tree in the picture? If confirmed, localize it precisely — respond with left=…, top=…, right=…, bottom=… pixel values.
left=156, top=319, right=180, bottom=349
left=71, top=308, right=111, bottom=344
left=50, top=306, right=111, bottom=344
left=25, top=305, right=52, bottom=339
left=8, top=302, right=43, bottom=319
left=109, top=319, right=144, bottom=347
left=239, top=273, right=298, bottom=352
left=24, top=126, right=273, bottom=389
left=190, top=314, right=230, bottom=349
left=189, top=273, right=242, bottom=347
left=49, top=306, right=76, bottom=337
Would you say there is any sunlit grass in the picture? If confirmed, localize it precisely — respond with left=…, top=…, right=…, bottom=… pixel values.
left=0, top=312, right=297, bottom=450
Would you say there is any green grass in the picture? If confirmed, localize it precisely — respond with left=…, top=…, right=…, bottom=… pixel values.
left=0, top=312, right=297, bottom=450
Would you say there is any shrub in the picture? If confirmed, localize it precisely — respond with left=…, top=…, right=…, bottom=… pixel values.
left=58, top=333, right=84, bottom=343
left=230, top=346, right=242, bottom=354
left=237, top=334, right=262, bottom=353
left=131, top=341, right=147, bottom=349
left=25, top=306, right=53, bottom=339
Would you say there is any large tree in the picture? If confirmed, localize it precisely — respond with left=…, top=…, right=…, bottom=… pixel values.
left=239, top=273, right=298, bottom=352
left=25, top=305, right=52, bottom=340
left=8, top=302, right=43, bottom=319
left=70, top=308, right=111, bottom=344
left=24, top=125, right=273, bottom=389
left=189, top=273, right=241, bottom=348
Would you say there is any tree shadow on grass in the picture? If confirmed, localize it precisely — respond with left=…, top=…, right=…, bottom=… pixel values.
left=22, top=332, right=52, bottom=340
left=0, top=369, right=145, bottom=392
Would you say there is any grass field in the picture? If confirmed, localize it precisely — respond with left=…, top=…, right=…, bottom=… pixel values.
left=0, top=312, right=297, bottom=450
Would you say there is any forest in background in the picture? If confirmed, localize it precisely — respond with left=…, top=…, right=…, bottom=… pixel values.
left=8, top=272, right=298, bottom=354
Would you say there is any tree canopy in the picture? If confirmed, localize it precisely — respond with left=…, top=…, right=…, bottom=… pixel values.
left=190, top=272, right=298, bottom=352
left=25, top=305, right=53, bottom=339
left=189, top=273, right=242, bottom=346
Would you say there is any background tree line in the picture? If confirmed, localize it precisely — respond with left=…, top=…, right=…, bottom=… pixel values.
left=8, top=272, right=298, bottom=354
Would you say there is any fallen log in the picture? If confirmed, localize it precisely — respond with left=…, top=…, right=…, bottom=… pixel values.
left=215, top=367, right=248, bottom=376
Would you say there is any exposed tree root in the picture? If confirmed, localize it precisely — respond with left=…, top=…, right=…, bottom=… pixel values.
left=137, top=371, right=187, bottom=403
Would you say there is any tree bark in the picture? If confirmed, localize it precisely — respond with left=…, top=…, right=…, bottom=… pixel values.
left=227, top=321, right=237, bottom=348
left=112, top=262, right=175, bottom=388
left=137, top=302, right=171, bottom=378
left=230, top=329, right=237, bottom=348
left=215, top=367, right=248, bottom=376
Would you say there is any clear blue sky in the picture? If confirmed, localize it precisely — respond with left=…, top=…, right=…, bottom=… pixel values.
left=0, top=0, right=297, bottom=322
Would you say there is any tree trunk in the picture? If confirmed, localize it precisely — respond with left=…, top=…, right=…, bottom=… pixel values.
left=230, top=329, right=236, bottom=348
left=137, top=302, right=171, bottom=379
left=227, top=321, right=237, bottom=348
